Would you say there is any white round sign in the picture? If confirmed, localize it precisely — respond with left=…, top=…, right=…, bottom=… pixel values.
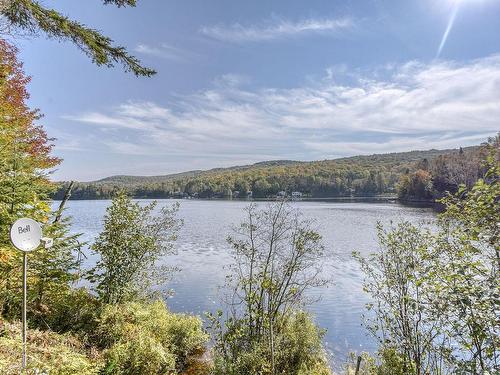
left=9, top=218, right=42, bottom=252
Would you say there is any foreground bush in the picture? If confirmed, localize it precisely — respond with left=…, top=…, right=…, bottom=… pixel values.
left=344, top=349, right=408, bottom=375
left=211, top=311, right=331, bottom=375
left=98, top=300, right=208, bottom=375
left=0, top=321, right=100, bottom=375
left=0, top=298, right=209, bottom=375
left=30, top=288, right=102, bottom=339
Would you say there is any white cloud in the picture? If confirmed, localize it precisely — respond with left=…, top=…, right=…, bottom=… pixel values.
left=134, top=43, right=195, bottom=61
left=200, top=17, right=354, bottom=42
left=62, top=102, right=173, bottom=131
left=63, top=55, right=500, bottom=173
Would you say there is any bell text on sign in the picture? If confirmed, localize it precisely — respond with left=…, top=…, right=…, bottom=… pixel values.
left=10, top=218, right=42, bottom=252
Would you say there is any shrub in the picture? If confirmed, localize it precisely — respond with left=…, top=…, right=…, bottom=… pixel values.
left=0, top=321, right=100, bottom=375
left=344, top=352, right=375, bottom=375
left=354, top=222, right=442, bottom=374
left=0, top=298, right=209, bottom=374
left=211, top=311, right=331, bottom=375
left=98, top=300, right=208, bottom=375
left=344, top=349, right=406, bottom=375
left=277, top=312, right=331, bottom=375
left=102, top=335, right=177, bottom=375
left=30, top=288, right=102, bottom=338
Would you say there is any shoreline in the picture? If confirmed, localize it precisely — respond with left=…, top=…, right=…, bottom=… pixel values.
left=51, top=195, right=438, bottom=209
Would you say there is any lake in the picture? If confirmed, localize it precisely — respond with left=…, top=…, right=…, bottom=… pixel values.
left=55, top=199, right=435, bottom=370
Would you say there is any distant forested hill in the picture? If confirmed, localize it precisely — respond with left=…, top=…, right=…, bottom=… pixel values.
left=53, top=146, right=488, bottom=200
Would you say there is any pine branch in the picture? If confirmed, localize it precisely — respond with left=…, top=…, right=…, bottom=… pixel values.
left=2, top=0, right=155, bottom=76
left=102, top=0, right=137, bottom=7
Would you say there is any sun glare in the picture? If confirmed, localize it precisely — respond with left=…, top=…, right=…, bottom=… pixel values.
left=436, top=0, right=489, bottom=57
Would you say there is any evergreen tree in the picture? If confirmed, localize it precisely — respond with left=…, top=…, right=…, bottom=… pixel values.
left=0, top=0, right=154, bottom=76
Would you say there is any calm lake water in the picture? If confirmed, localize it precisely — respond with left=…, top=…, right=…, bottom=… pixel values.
left=55, top=199, right=435, bottom=370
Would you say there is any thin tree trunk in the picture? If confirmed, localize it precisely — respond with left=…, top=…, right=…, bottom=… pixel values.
left=355, top=356, right=362, bottom=375
left=53, top=181, right=75, bottom=223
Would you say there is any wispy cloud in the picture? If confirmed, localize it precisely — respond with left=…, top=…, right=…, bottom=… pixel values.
left=62, top=102, right=172, bottom=131
left=200, top=17, right=354, bottom=42
left=63, top=55, right=500, bottom=176
left=213, top=74, right=250, bottom=87
left=134, top=43, right=194, bottom=61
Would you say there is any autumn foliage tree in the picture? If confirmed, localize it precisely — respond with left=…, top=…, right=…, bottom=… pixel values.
left=0, top=38, right=59, bottom=219
left=397, top=169, right=433, bottom=201
left=398, top=141, right=493, bottom=202
left=0, top=38, right=79, bottom=320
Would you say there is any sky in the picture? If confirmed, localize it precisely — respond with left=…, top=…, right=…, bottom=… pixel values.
left=14, top=0, right=500, bottom=181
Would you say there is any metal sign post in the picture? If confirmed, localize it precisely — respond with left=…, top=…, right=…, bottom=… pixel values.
left=9, top=218, right=43, bottom=370
left=22, top=251, right=27, bottom=368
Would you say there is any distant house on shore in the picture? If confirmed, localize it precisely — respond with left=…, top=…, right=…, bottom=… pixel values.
left=171, top=191, right=186, bottom=198
left=277, top=191, right=287, bottom=198
left=291, top=191, right=303, bottom=199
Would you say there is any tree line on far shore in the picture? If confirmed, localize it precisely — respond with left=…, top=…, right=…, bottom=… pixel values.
left=53, top=144, right=491, bottom=203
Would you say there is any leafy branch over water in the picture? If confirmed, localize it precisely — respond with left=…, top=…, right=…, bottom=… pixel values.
left=353, top=143, right=499, bottom=374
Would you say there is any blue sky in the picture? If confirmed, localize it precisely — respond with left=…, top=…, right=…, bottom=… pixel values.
left=16, top=0, right=500, bottom=181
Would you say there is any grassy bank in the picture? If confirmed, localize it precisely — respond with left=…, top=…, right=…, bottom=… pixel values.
left=0, top=300, right=209, bottom=375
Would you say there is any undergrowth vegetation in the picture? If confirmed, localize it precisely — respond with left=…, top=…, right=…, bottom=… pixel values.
left=0, top=320, right=100, bottom=375
left=0, top=299, right=208, bottom=375
left=98, top=301, right=207, bottom=375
